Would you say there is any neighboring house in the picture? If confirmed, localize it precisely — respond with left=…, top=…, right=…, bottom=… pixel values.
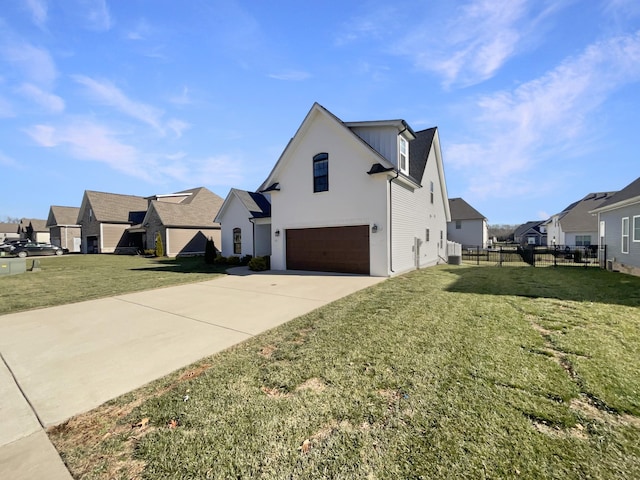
left=0, top=223, right=19, bottom=242
left=447, top=197, right=488, bottom=248
left=46, top=206, right=81, bottom=252
left=590, top=177, right=640, bottom=276
left=77, top=191, right=148, bottom=253
left=136, top=187, right=224, bottom=257
left=219, top=102, right=451, bottom=276
left=545, top=192, right=616, bottom=247
left=514, top=221, right=547, bottom=246
left=24, top=219, right=50, bottom=243
left=77, top=188, right=223, bottom=256
left=214, top=188, right=271, bottom=258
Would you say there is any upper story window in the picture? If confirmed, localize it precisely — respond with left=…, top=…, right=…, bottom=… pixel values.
left=313, top=153, right=329, bottom=193
left=398, top=137, right=408, bottom=174
left=455, top=220, right=462, bottom=230
left=430, top=181, right=434, bottom=204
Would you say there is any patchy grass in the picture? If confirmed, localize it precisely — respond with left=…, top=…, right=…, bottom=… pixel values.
left=0, top=254, right=226, bottom=315
left=49, top=266, right=640, bottom=479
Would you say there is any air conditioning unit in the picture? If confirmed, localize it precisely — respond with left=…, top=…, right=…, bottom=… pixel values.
left=606, top=260, right=614, bottom=271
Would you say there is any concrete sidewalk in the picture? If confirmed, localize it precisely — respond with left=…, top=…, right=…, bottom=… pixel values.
left=0, top=269, right=383, bottom=479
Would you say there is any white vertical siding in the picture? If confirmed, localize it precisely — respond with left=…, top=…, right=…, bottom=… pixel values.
left=350, top=126, right=399, bottom=167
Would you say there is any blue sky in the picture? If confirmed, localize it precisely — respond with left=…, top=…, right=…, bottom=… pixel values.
left=1, top=0, right=639, bottom=225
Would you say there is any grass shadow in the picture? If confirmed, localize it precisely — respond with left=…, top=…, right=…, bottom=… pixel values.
left=128, top=256, right=229, bottom=275
left=443, top=265, right=640, bottom=307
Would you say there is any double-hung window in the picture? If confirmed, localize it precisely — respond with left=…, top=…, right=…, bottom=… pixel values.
left=313, top=153, right=328, bottom=193
left=622, top=217, right=629, bottom=254
left=398, top=137, right=408, bottom=174
left=233, top=228, right=242, bottom=255
left=634, top=216, right=640, bottom=242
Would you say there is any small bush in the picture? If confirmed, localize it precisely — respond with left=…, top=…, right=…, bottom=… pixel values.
left=143, top=249, right=156, bottom=257
left=155, top=232, right=164, bottom=257
left=204, top=238, right=217, bottom=264
left=248, top=256, right=270, bottom=271
left=226, top=256, right=241, bottom=265
left=213, top=254, right=226, bottom=265
left=240, top=255, right=253, bottom=266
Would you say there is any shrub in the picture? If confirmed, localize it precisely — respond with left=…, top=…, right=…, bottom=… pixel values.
left=226, top=256, right=241, bottom=265
left=213, top=254, right=226, bottom=265
left=248, top=256, right=270, bottom=271
left=143, top=249, right=156, bottom=257
left=205, top=237, right=217, bottom=264
left=240, top=255, right=253, bottom=266
left=155, top=232, right=164, bottom=257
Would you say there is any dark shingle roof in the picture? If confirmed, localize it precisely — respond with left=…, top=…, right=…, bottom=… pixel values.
left=449, top=197, right=486, bottom=221
left=0, top=223, right=19, bottom=234
left=84, top=191, right=148, bottom=223
left=514, top=220, right=545, bottom=237
left=231, top=189, right=271, bottom=218
left=28, top=219, right=48, bottom=232
left=408, top=127, right=436, bottom=185
left=591, top=177, right=640, bottom=211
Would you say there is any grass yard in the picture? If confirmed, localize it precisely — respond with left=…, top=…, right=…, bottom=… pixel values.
left=48, top=265, right=640, bottom=479
left=0, top=254, right=226, bottom=315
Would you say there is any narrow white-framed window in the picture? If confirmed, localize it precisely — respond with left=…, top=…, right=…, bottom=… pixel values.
left=622, top=217, right=629, bottom=254
left=426, top=228, right=430, bottom=242
left=430, top=181, right=434, bottom=204
left=398, top=137, right=408, bottom=174
left=233, top=227, right=242, bottom=255
left=599, top=220, right=605, bottom=249
left=633, top=215, right=640, bottom=242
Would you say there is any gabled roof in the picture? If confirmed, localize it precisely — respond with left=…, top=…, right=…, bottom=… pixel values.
left=0, top=223, right=19, bottom=234
left=47, top=206, right=80, bottom=227
left=27, top=219, right=48, bottom=232
left=146, top=187, right=224, bottom=228
left=214, top=188, right=271, bottom=223
left=590, top=177, right=640, bottom=213
left=514, top=220, right=545, bottom=237
left=80, top=191, right=148, bottom=224
left=448, top=197, right=486, bottom=221
left=554, top=192, right=616, bottom=232
left=408, top=127, right=436, bottom=186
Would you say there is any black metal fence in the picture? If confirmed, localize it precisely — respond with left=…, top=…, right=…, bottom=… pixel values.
left=461, top=245, right=604, bottom=268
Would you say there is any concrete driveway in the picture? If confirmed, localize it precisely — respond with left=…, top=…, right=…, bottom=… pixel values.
left=0, top=269, right=384, bottom=479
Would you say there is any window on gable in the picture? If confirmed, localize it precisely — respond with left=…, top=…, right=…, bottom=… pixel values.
left=233, top=227, right=242, bottom=255
left=622, top=217, right=629, bottom=254
left=313, top=153, right=329, bottom=193
left=455, top=220, right=462, bottom=230
left=426, top=228, right=430, bottom=242
left=398, top=137, right=408, bottom=174
left=430, top=181, right=434, bottom=204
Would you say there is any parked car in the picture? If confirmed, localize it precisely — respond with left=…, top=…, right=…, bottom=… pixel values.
left=12, top=242, right=65, bottom=258
left=1, top=239, right=29, bottom=252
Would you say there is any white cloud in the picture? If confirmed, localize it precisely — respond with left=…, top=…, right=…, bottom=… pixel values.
left=446, top=31, right=640, bottom=198
left=267, top=70, right=311, bottom=81
left=1, top=42, right=57, bottom=86
left=81, top=0, right=113, bottom=31
left=0, top=150, right=19, bottom=168
left=18, top=83, right=65, bottom=113
left=72, top=75, right=165, bottom=132
left=167, top=119, right=190, bottom=138
left=26, top=120, right=150, bottom=180
left=169, top=86, right=191, bottom=106
left=25, top=0, right=48, bottom=28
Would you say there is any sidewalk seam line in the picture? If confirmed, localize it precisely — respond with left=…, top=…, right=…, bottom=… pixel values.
left=113, top=298, right=256, bottom=337
left=0, top=351, right=45, bottom=430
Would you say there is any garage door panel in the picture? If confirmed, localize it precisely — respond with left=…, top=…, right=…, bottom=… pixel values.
left=286, top=225, right=369, bottom=275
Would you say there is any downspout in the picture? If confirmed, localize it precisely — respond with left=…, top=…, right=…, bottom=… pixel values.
left=249, top=217, right=255, bottom=257
left=388, top=170, right=400, bottom=273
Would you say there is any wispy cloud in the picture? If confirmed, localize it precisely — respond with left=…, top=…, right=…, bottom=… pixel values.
left=169, top=86, right=191, bottom=106
left=24, top=0, right=48, bottom=28
left=81, top=0, right=113, bottom=31
left=18, top=83, right=65, bottom=113
left=0, top=150, right=19, bottom=168
left=26, top=120, right=150, bottom=180
left=72, top=75, right=167, bottom=132
left=267, top=70, right=311, bottom=81
left=393, top=0, right=568, bottom=88
left=446, top=31, right=640, bottom=198
left=1, top=42, right=57, bottom=86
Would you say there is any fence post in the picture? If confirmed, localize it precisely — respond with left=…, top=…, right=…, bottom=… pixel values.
left=499, top=246, right=503, bottom=267
left=476, top=246, right=480, bottom=265
left=554, top=245, right=558, bottom=267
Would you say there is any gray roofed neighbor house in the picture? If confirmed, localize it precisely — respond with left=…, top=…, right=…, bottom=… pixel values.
left=230, top=189, right=271, bottom=218
left=28, top=219, right=49, bottom=232
left=47, top=206, right=80, bottom=227
left=82, top=191, right=148, bottom=223
left=514, top=220, right=545, bottom=238
left=0, top=223, right=19, bottom=234
left=448, top=197, right=486, bottom=221
left=555, top=192, right=616, bottom=232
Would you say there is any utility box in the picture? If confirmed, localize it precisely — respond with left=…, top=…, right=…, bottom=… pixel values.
left=0, top=257, right=27, bottom=276
left=449, top=255, right=461, bottom=265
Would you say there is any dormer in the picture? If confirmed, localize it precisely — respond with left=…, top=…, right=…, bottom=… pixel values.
left=346, top=119, right=416, bottom=175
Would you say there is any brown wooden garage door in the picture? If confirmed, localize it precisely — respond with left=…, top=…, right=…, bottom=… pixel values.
left=286, top=225, right=370, bottom=274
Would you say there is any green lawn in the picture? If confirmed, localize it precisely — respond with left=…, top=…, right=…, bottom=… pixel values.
left=48, top=265, right=640, bottom=479
left=0, top=254, right=226, bottom=315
